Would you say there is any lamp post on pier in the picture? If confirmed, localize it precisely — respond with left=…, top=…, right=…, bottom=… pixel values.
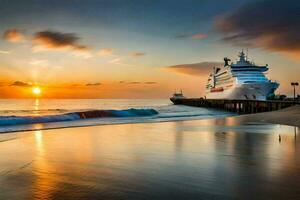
left=291, top=82, right=299, bottom=101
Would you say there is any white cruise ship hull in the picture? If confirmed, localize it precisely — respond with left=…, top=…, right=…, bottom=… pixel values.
left=206, top=82, right=279, bottom=100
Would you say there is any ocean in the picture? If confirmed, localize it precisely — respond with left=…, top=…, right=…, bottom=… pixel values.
left=0, top=99, right=235, bottom=133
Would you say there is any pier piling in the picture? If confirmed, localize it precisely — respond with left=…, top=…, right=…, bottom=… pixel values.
left=171, top=98, right=299, bottom=114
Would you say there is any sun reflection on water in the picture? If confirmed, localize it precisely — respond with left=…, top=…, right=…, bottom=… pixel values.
left=34, top=130, right=44, bottom=156
left=33, top=130, right=57, bottom=199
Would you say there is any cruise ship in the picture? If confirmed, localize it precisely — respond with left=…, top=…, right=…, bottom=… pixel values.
left=205, top=51, right=279, bottom=100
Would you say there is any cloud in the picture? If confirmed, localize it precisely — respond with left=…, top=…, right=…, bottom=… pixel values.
left=175, top=33, right=207, bottom=40
left=72, top=50, right=93, bottom=59
left=144, top=81, right=157, bottom=84
left=166, top=62, right=222, bottom=76
left=175, top=34, right=189, bottom=39
left=191, top=33, right=207, bottom=40
left=109, top=58, right=121, bottom=64
left=10, top=81, right=31, bottom=87
left=131, top=52, right=146, bottom=57
left=119, top=81, right=157, bottom=85
left=32, top=30, right=90, bottom=53
left=86, top=82, right=101, bottom=86
left=215, top=0, right=300, bottom=59
left=99, top=48, right=114, bottom=56
left=108, top=57, right=133, bottom=66
left=3, top=29, right=24, bottom=42
left=0, top=50, right=10, bottom=54
left=118, top=81, right=140, bottom=84
left=129, top=81, right=141, bottom=84
left=29, top=59, right=49, bottom=67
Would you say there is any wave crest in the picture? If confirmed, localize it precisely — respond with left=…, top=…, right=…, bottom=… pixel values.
left=0, top=108, right=158, bottom=126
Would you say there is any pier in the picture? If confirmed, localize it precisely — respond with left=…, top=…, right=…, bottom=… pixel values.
left=171, top=98, right=300, bottom=114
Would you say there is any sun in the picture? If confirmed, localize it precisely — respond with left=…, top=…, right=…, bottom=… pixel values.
left=32, top=87, right=41, bottom=96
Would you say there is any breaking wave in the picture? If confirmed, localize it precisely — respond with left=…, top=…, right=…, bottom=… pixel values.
left=0, top=108, right=159, bottom=126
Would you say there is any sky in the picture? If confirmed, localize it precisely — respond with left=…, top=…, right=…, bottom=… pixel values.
left=0, top=0, right=299, bottom=98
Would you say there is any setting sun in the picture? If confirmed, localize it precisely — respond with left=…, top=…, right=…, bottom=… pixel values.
left=32, top=87, right=41, bottom=95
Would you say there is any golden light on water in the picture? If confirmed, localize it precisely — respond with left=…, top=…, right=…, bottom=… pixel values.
left=32, top=87, right=41, bottom=96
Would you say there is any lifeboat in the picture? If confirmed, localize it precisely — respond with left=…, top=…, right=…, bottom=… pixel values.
left=210, top=87, right=224, bottom=92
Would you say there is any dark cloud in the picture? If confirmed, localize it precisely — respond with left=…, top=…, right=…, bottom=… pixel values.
left=33, top=30, right=89, bottom=52
left=3, top=29, right=24, bottom=42
left=167, top=62, right=222, bottom=76
left=131, top=52, right=146, bottom=57
left=10, top=81, right=31, bottom=87
left=216, top=0, right=300, bottom=58
left=129, top=81, right=141, bottom=84
left=86, top=82, right=101, bottom=86
left=144, top=81, right=157, bottom=84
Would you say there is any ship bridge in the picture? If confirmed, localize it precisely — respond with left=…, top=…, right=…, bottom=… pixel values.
left=230, top=51, right=270, bottom=84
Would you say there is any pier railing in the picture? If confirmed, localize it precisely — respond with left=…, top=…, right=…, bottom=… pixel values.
left=171, top=98, right=299, bottom=114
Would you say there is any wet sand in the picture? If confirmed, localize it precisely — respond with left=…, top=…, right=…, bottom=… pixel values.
left=0, top=111, right=300, bottom=199
left=233, top=105, right=300, bottom=127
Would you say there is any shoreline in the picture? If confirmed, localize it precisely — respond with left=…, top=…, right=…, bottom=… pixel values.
left=0, top=105, right=299, bottom=134
left=231, top=105, right=300, bottom=127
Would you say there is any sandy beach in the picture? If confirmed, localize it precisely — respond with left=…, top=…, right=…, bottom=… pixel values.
left=0, top=106, right=300, bottom=199
left=232, top=105, right=300, bottom=127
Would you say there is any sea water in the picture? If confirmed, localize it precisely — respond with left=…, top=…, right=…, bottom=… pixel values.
left=0, top=99, right=235, bottom=133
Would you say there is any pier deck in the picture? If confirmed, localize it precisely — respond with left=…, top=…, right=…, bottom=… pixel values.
left=171, top=98, right=300, bottom=114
